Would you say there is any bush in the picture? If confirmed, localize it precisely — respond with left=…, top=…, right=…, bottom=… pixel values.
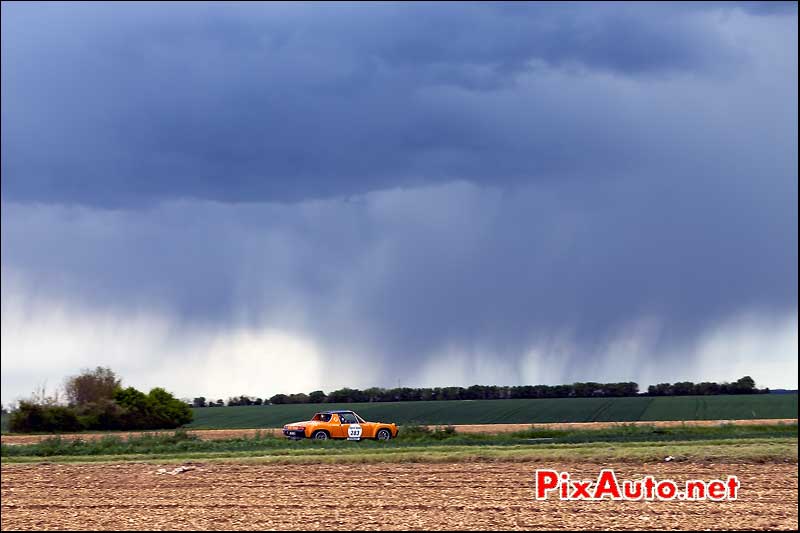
left=76, top=399, right=126, bottom=431
left=430, top=425, right=456, bottom=440
left=113, top=386, right=193, bottom=430
left=399, top=425, right=433, bottom=438
left=10, top=367, right=192, bottom=433
left=9, top=402, right=83, bottom=433
left=147, top=387, right=193, bottom=427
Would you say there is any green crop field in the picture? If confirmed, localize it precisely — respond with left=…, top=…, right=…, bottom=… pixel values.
left=186, top=394, right=798, bottom=429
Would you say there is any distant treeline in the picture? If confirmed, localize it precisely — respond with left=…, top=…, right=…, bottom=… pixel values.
left=194, top=376, right=766, bottom=407
left=646, top=376, right=764, bottom=396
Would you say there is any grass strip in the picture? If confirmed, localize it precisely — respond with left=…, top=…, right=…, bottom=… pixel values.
left=3, top=437, right=796, bottom=465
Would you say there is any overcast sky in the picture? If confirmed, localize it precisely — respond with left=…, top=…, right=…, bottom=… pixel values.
left=1, top=2, right=797, bottom=404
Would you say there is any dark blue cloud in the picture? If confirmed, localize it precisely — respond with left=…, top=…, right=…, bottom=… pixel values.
left=1, top=2, right=796, bottom=397
left=2, top=1, right=790, bottom=206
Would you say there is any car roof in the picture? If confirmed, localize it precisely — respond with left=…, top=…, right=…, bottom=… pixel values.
left=317, top=410, right=356, bottom=414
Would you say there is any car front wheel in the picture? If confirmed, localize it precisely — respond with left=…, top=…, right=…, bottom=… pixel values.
left=376, top=428, right=392, bottom=441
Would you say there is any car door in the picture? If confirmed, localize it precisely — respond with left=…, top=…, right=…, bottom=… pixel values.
left=329, top=414, right=347, bottom=438
left=352, top=413, right=376, bottom=438
left=340, top=412, right=365, bottom=440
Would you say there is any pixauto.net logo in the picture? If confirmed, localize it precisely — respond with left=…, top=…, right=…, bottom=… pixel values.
left=535, top=469, right=740, bottom=501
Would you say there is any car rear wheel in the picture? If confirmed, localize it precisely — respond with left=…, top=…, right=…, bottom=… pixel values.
left=376, top=428, right=392, bottom=441
left=311, top=430, right=329, bottom=441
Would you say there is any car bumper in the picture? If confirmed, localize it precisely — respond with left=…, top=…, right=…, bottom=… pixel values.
left=283, top=429, right=306, bottom=439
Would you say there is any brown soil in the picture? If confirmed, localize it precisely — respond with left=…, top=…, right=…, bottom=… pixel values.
left=1, top=461, right=797, bottom=530
left=2, top=418, right=796, bottom=445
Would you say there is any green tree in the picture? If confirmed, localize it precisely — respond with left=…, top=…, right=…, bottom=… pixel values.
left=288, top=393, right=309, bottom=404
left=113, top=386, right=192, bottom=429
left=148, top=387, right=193, bottom=427
left=308, top=390, right=327, bottom=404
left=270, top=394, right=289, bottom=405
left=735, top=376, right=756, bottom=393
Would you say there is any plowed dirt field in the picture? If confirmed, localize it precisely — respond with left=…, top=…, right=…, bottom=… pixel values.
left=1, top=461, right=797, bottom=530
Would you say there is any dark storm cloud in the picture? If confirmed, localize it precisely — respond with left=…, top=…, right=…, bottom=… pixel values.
left=2, top=1, right=790, bottom=206
left=1, top=2, right=797, bottom=398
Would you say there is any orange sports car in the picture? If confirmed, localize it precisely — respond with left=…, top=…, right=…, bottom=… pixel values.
left=282, top=410, right=399, bottom=441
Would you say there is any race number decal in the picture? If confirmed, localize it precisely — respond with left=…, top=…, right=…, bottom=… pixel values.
left=347, top=424, right=362, bottom=440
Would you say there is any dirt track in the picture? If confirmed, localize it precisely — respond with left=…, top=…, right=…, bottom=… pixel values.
left=2, top=418, right=796, bottom=445
left=1, top=461, right=797, bottom=530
